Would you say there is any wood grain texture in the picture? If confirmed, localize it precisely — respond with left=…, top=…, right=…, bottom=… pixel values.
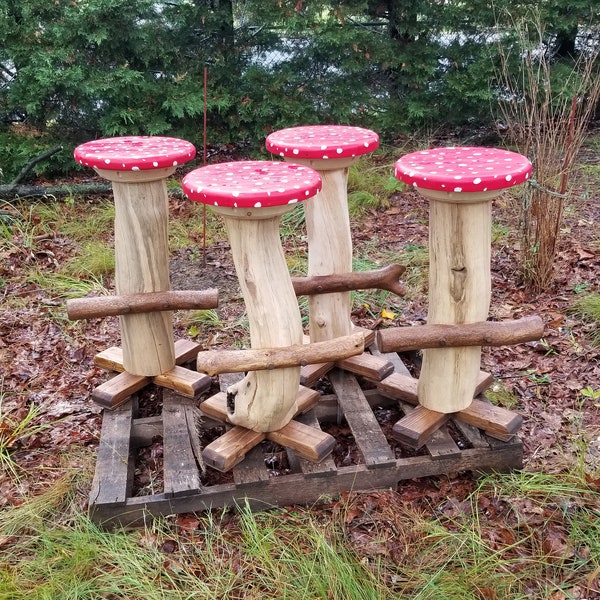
left=196, top=332, right=364, bottom=376
left=418, top=197, right=493, bottom=413
left=377, top=315, right=545, bottom=352
left=112, top=177, right=175, bottom=376
left=67, top=289, right=218, bottom=320
left=304, top=168, right=354, bottom=341
left=219, top=207, right=303, bottom=432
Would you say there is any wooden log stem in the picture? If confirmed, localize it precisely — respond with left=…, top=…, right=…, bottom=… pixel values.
left=196, top=332, right=365, bottom=376
left=291, top=264, right=406, bottom=297
left=376, top=316, right=544, bottom=353
left=67, top=289, right=219, bottom=320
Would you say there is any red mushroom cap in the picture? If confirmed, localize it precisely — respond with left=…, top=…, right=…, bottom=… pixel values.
left=394, top=147, right=532, bottom=193
left=265, top=125, right=379, bottom=160
left=74, top=136, right=196, bottom=171
left=182, top=161, right=322, bottom=208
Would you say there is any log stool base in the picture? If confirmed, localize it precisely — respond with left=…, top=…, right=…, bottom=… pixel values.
left=88, top=338, right=523, bottom=529
left=91, top=339, right=212, bottom=409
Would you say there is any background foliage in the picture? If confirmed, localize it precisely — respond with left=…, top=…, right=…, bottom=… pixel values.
left=0, top=0, right=599, bottom=179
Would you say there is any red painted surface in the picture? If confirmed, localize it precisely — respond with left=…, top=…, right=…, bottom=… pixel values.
left=266, top=125, right=379, bottom=160
left=74, top=136, right=196, bottom=171
left=182, top=160, right=322, bottom=208
left=394, top=147, right=532, bottom=193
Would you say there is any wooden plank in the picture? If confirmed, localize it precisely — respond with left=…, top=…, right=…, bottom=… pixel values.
left=89, top=399, right=135, bottom=508
left=174, top=338, right=202, bottom=365
left=233, top=446, right=270, bottom=486
left=153, top=365, right=211, bottom=398
left=329, top=369, right=395, bottom=468
left=268, top=420, right=335, bottom=463
left=287, top=411, right=337, bottom=477
left=392, top=406, right=450, bottom=450
left=94, top=346, right=127, bottom=372
left=452, top=416, right=490, bottom=449
left=94, top=339, right=200, bottom=372
left=300, top=362, right=335, bottom=387
left=456, top=399, right=523, bottom=441
left=337, top=353, right=394, bottom=381
left=376, top=370, right=494, bottom=406
left=162, top=393, right=202, bottom=497
left=203, top=427, right=265, bottom=472
left=92, top=371, right=149, bottom=409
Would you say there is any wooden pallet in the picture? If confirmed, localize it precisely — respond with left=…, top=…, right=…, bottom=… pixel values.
left=89, top=347, right=523, bottom=528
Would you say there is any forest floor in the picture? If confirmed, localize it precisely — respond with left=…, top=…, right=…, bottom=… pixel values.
left=0, top=135, right=599, bottom=597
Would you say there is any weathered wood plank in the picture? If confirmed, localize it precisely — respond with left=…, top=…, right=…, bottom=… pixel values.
left=90, top=399, right=135, bottom=508
left=162, top=393, right=202, bottom=497
left=233, top=446, right=270, bottom=486
left=91, top=441, right=523, bottom=529
left=329, top=369, right=395, bottom=468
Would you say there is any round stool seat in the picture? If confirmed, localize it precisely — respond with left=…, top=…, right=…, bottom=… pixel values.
left=74, top=136, right=196, bottom=171
left=265, top=125, right=379, bottom=161
left=182, top=160, right=322, bottom=208
left=395, top=147, right=532, bottom=194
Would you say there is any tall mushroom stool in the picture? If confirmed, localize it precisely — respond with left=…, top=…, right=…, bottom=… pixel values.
left=265, top=125, right=397, bottom=384
left=381, top=146, right=533, bottom=448
left=72, top=136, right=214, bottom=407
left=183, top=161, right=359, bottom=471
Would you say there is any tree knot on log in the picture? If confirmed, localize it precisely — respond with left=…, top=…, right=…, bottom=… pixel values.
left=226, top=389, right=237, bottom=414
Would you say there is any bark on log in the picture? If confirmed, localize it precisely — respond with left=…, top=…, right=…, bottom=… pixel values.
left=0, top=182, right=113, bottom=199
left=291, top=264, right=406, bottom=297
left=67, top=289, right=219, bottom=320
left=196, top=332, right=365, bottom=376
left=376, top=315, right=544, bottom=353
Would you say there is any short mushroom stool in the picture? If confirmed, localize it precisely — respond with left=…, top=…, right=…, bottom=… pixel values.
left=394, top=146, right=532, bottom=415
left=72, top=136, right=214, bottom=407
left=266, top=125, right=396, bottom=383
left=183, top=161, right=348, bottom=471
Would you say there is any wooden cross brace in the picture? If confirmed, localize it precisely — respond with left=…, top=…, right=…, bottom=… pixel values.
left=199, top=386, right=335, bottom=472
left=93, top=340, right=212, bottom=409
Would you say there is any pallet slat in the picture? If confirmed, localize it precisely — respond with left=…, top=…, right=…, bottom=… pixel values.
left=90, top=399, right=135, bottom=508
left=162, top=395, right=202, bottom=497
left=329, top=369, right=396, bottom=468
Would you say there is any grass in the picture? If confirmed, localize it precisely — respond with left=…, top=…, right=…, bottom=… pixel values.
left=570, top=293, right=600, bottom=346
left=0, top=390, right=52, bottom=481
left=1, top=466, right=599, bottom=598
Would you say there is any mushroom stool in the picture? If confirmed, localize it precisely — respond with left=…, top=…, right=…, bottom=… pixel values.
left=392, top=147, right=532, bottom=437
left=183, top=160, right=346, bottom=471
left=72, top=136, right=213, bottom=407
left=266, top=125, right=396, bottom=383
